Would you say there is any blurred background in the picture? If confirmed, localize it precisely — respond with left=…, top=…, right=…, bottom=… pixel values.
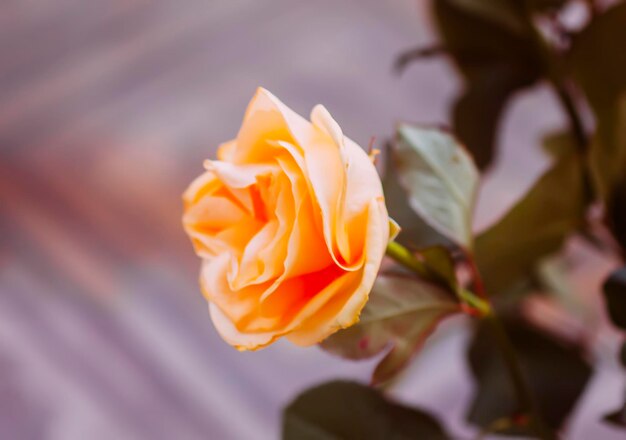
left=0, top=0, right=623, bottom=438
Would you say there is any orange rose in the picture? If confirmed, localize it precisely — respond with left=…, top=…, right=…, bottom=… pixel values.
left=182, top=88, right=389, bottom=350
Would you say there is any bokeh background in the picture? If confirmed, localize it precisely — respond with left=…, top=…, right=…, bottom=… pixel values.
left=0, top=1, right=623, bottom=438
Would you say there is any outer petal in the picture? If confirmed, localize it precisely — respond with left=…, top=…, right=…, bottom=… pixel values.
left=209, top=303, right=279, bottom=351
left=204, top=160, right=276, bottom=189
left=182, top=171, right=251, bottom=258
left=182, top=171, right=220, bottom=207
left=310, top=104, right=344, bottom=152
left=201, top=254, right=266, bottom=325
left=231, top=87, right=314, bottom=164
left=217, top=140, right=237, bottom=161
left=307, top=105, right=386, bottom=270
left=334, top=136, right=386, bottom=266
left=208, top=265, right=348, bottom=350
left=287, top=197, right=389, bottom=346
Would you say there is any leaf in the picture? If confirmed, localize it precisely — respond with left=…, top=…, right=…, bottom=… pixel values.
left=433, top=0, right=544, bottom=169
left=467, top=318, right=592, bottom=434
left=283, top=381, right=450, bottom=440
left=395, top=124, right=479, bottom=248
left=542, top=131, right=578, bottom=159
left=569, top=3, right=626, bottom=119
left=603, top=267, right=626, bottom=330
left=320, top=274, right=459, bottom=386
left=452, top=65, right=534, bottom=169
left=382, top=144, right=453, bottom=248
left=569, top=3, right=626, bottom=198
left=602, top=271, right=626, bottom=429
left=446, top=0, right=526, bottom=34
left=536, top=253, right=586, bottom=319
left=606, top=172, right=626, bottom=251
left=446, top=0, right=566, bottom=30
left=475, top=154, right=585, bottom=295
left=394, top=45, right=445, bottom=74
left=527, top=0, right=567, bottom=12
left=589, top=94, right=626, bottom=200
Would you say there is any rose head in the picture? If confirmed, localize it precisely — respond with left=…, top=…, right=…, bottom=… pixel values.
left=182, top=88, right=389, bottom=350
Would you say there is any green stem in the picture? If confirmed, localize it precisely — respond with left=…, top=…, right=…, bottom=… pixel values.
left=385, top=240, right=429, bottom=277
left=458, top=288, right=492, bottom=316
left=487, top=314, right=555, bottom=439
left=385, top=241, right=553, bottom=439
left=385, top=242, right=491, bottom=314
left=486, top=316, right=530, bottom=406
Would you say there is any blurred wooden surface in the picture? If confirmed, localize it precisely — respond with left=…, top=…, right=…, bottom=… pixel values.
left=0, top=1, right=624, bottom=439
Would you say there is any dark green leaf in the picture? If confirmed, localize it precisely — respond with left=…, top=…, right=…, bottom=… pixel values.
left=570, top=3, right=626, bottom=119
left=394, top=45, right=445, bottom=74
left=436, top=0, right=566, bottom=37
left=601, top=272, right=626, bottom=429
left=589, top=95, right=626, bottom=200
left=382, top=144, right=452, bottom=249
left=536, top=254, right=587, bottom=319
left=452, top=65, right=531, bottom=169
left=395, top=124, right=480, bottom=248
left=569, top=3, right=626, bottom=198
left=320, top=274, right=459, bottom=386
left=603, top=267, right=626, bottom=330
left=283, top=381, right=450, bottom=440
left=467, top=318, right=592, bottom=434
left=434, top=0, right=544, bottom=169
left=542, top=131, right=578, bottom=159
left=606, top=173, right=626, bottom=251
left=446, top=0, right=527, bottom=33
left=475, top=154, right=585, bottom=295
left=527, top=0, right=567, bottom=12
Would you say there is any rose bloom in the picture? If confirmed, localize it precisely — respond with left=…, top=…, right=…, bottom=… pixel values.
left=182, top=88, right=389, bottom=350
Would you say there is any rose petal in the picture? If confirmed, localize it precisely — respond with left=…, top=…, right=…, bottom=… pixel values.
left=209, top=302, right=279, bottom=351
left=183, top=171, right=219, bottom=205
left=287, top=197, right=388, bottom=346
left=257, top=154, right=332, bottom=302
left=232, top=89, right=373, bottom=273
left=231, top=88, right=313, bottom=163
left=182, top=171, right=257, bottom=257
left=201, top=254, right=266, bottom=324
left=185, top=89, right=391, bottom=351
left=217, top=140, right=237, bottom=161
left=333, top=137, right=386, bottom=263
left=204, top=160, right=276, bottom=188
left=204, top=186, right=387, bottom=350
left=229, top=171, right=294, bottom=289
left=310, top=104, right=344, bottom=150
left=208, top=265, right=351, bottom=350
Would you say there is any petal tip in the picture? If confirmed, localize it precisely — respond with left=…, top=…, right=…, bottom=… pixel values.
left=311, top=104, right=344, bottom=148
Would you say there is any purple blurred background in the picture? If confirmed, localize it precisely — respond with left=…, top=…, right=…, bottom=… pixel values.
left=0, top=0, right=623, bottom=438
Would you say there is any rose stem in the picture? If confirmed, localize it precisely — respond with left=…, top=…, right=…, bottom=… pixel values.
left=385, top=241, right=554, bottom=439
